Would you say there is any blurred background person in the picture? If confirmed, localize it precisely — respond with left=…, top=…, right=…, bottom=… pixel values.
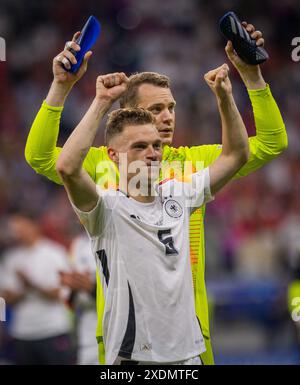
left=0, top=211, right=75, bottom=365
left=60, top=233, right=98, bottom=365
left=0, top=0, right=300, bottom=364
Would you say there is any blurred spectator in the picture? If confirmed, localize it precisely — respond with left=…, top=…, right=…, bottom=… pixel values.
left=1, top=0, right=300, bottom=363
left=60, top=233, right=98, bottom=365
left=0, top=211, right=75, bottom=364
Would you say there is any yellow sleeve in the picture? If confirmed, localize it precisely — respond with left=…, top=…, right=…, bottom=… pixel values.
left=185, top=84, right=288, bottom=177
left=25, top=100, right=104, bottom=184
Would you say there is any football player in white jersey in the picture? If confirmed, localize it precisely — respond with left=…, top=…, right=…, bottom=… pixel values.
left=56, top=66, right=249, bottom=364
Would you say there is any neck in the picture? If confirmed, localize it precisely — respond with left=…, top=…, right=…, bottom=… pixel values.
left=119, top=179, right=156, bottom=204
left=130, top=194, right=155, bottom=204
left=24, top=233, right=40, bottom=247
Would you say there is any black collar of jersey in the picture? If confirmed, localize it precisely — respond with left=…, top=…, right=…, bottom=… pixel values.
left=117, top=188, right=130, bottom=198
left=117, top=187, right=168, bottom=204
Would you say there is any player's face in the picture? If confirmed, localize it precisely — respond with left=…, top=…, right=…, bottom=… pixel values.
left=112, top=124, right=162, bottom=187
left=121, top=123, right=162, bottom=165
left=136, top=84, right=176, bottom=146
left=9, top=216, right=37, bottom=245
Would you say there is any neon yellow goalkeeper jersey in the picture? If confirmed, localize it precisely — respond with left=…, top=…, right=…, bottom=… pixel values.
left=25, top=84, right=287, bottom=364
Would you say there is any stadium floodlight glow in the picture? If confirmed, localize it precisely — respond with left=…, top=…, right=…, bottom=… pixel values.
left=0, top=37, right=6, bottom=62
left=0, top=297, right=6, bottom=322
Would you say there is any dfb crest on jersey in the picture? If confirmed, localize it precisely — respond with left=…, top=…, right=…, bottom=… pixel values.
left=164, top=199, right=183, bottom=218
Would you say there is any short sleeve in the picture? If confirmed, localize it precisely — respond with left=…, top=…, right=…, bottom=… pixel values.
left=0, top=253, right=23, bottom=293
left=36, top=245, right=70, bottom=290
left=70, top=191, right=108, bottom=238
left=184, top=168, right=214, bottom=213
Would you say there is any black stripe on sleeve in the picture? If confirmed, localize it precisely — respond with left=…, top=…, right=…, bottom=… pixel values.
left=96, top=249, right=110, bottom=286
left=118, top=282, right=136, bottom=359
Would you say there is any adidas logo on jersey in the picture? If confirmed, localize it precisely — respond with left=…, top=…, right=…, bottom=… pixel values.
left=140, top=342, right=152, bottom=352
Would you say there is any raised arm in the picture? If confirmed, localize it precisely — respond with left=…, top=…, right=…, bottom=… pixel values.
left=187, top=21, right=287, bottom=173
left=204, top=65, right=249, bottom=195
left=46, top=31, right=94, bottom=105
left=56, top=73, right=128, bottom=212
left=25, top=32, right=93, bottom=184
left=225, top=21, right=287, bottom=171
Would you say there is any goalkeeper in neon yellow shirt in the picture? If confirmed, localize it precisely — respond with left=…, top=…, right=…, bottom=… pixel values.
left=25, top=22, right=287, bottom=365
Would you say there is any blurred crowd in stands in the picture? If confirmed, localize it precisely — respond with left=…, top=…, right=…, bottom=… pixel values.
left=1, top=0, right=300, bottom=363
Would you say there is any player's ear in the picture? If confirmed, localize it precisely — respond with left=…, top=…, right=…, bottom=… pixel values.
left=107, top=147, right=119, bottom=163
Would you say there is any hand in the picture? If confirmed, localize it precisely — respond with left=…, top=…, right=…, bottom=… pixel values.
left=225, top=21, right=266, bottom=89
left=59, top=271, right=74, bottom=287
left=16, top=271, right=34, bottom=290
left=204, top=64, right=232, bottom=100
left=53, top=31, right=93, bottom=87
left=95, top=73, right=129, bottom=104
left=60, top=271, right=94, bottom=293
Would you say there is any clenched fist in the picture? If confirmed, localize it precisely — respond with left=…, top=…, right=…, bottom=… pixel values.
left=96, top=73, right=129, bottom=103
left=204, top=64, right=232, bottom=99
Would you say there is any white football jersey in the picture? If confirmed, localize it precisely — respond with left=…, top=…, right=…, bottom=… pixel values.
left=72, top=168, right=213, bottom=364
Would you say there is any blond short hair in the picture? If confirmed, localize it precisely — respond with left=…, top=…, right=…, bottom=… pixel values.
left=105, top=108, right=156, bottom=145
left=119, top=72, right=170, bottom=108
